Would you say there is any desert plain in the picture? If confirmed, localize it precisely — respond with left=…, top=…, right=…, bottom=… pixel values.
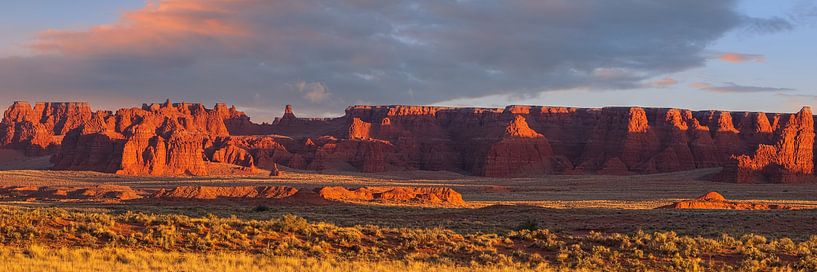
left=3, top=153, right=817, bottom=271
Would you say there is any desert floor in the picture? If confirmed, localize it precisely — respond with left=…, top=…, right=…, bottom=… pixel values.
left=2, top=158, right=817, bottom=239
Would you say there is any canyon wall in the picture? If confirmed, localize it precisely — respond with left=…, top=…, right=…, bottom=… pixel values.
left=1, top=101, right=814, bottom=183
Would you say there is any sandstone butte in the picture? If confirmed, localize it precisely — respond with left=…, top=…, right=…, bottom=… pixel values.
left=1, top=100, right=815, bottom=183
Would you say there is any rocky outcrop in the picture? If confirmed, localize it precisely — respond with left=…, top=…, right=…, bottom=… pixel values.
left=480, top=115, right=556, bottom=177
left=0, top=101, right=95, bottom=155
left=152, top=186, right=299, bottom=200
left=35, top=100, right=256, bottom=175
left=274, top=104, right=298, bottom=127
left=2, top=101, right=815, bottom=182
left=0, top=185, right=141, bottom=201
left=717, top=107, right=815, bottom=183
left=269, top=163, right=282, bottom=176
left=696, top=191, right=727, bottom=201
left=660, top=192, right=793, bottom=210
left=576, top=107, right=660, bottom=174
left=317, top=186, right=465, bottom=205
left=149, top=185, right=465, bottom=206
left=348, top=118, right=371, bottom=139
left=210, top=142, right=255, bottom=167
left=317, top=186, right=375, bottom=201
left=114, top=111, right=209, bottom=176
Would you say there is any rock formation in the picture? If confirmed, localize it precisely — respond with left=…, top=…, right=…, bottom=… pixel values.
left=151, top=186, right=299, bottom=200
left=0, top=185, right=141, bottom=201
left=48, top=100, right=255, bottom=175
left=0, top=102, right=94, bottom=155
left=480, top=115, right=556, bottom=177
left=348, top=118, right=371, bottom=139
left=660, top=191, right=793, bottom=210
left=148, top=185, right=465, bottom=206
left=1, top=101, right=815, bottom=182
left=316, top=186, right=465, bottom=205
left=716, top=107, right=815, bottom=183
left=269, top=163, right=282, bottom=177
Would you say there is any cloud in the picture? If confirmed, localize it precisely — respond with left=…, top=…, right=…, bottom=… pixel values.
left=0, top=0, right=771, bottom=117
left=691, top=82, right=794, bottom=93
left=717, top=52, right=765, bottom=63
left=30, top=1, right=248, bottom=58
left=295, top=81, right=330, bottom=103
left=740, top=16, right=794, bottom=34
left=643, top=77, right=678, bottom=88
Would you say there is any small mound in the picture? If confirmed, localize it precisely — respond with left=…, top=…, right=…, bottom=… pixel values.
left=318, top=186, right=465, bottom=206
left=696, top=191, right=726, bottom=201
left=0, top=185, right=142, bottom=201
left=151, top=186, right=298, bottom=200
left=660, top=192, right=791, bottom=210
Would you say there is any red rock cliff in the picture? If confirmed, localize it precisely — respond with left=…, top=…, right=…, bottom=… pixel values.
left=2, top=101, right=815, bottom=182
left=43, top=100, right=249, bottom=175
left=0, top=101, right=94, bottom=155
left=716, top=107, right=814, bottom=183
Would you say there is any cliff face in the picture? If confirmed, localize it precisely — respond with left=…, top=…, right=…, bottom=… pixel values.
left=0, top=101, right=94, bottom=155
left=46, top=100, right=253, bottom=176
left=478, top=115, right=555, bottom=177
left=1, top=101, right=815, bottom=182
left=715, top=107, right=814, bottom=183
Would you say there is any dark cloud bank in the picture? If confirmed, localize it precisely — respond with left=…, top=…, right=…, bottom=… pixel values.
left=0, top=0, right=794, bottom=119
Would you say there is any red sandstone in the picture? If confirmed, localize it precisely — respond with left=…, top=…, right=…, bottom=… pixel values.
left=151, top=186, right=299, bottom=200
left=661, top=192, right=792, bottom=210
left=147, top=185, right=465, bottom=206
left=317, top=186, right=465, bottom=205
left=0, top=185, right=141, bottom=201
left=1, top=101, right=815, bottom=183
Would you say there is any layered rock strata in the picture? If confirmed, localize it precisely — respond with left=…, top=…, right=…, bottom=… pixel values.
left=1, top=101, right=814, bottom=182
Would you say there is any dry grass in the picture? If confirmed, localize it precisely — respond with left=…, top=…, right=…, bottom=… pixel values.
left=0, top=245, right=535, bottom=272
left=2, top=206, right=817, bottom=271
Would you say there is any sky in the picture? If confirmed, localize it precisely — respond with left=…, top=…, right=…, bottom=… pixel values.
left=0, top=0, right=815, bottom=122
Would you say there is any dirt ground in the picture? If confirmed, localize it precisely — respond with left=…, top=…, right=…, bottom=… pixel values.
left=2, top=153, right=817, bottom=239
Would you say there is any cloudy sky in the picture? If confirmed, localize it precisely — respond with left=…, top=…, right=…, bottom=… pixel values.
left=0, top=0, right=815, bottom=122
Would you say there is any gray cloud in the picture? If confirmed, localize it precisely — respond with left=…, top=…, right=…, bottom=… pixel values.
left=790, top=1, right=817, bottom=25
left=691, top=82, right=794, bottom=93
left=643, top=77, right=679, bottom=88
left=0, top=0, right=775, bottom=119
left=741, top=16, right=794, bottom=34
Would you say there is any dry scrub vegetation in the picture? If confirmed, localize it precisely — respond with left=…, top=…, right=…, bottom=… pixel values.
left=0, top=246, right=526, bottom=272
left=2, top=206, right=817, bottom=271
